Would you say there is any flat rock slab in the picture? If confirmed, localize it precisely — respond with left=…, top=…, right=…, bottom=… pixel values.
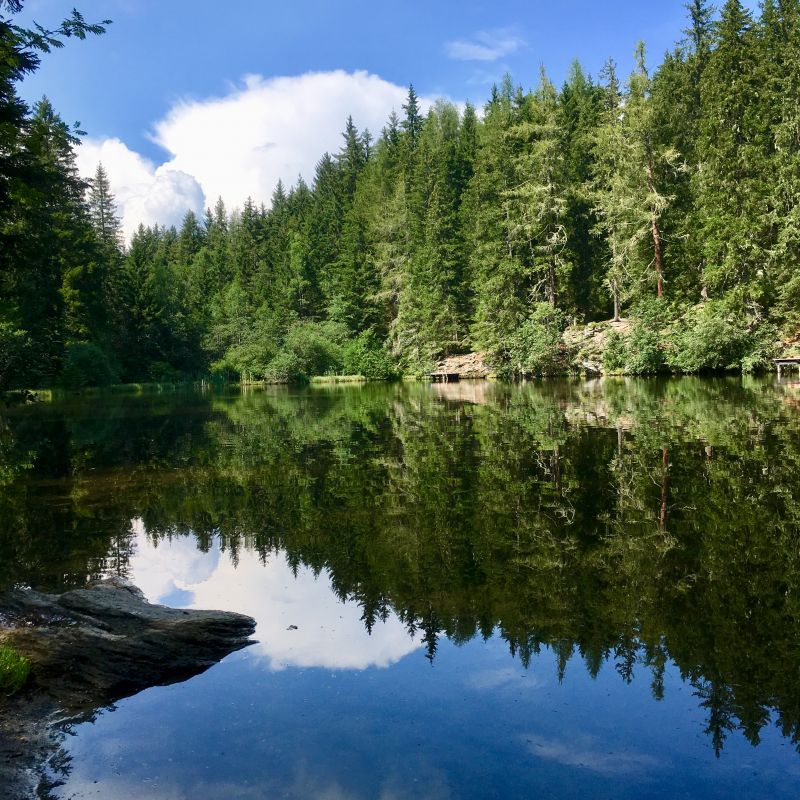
left=1, top=576, right=256, bottom=709
left=0, top=577, right=256, bottom=798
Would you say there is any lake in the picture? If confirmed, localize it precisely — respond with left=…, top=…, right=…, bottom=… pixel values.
left=2, top=377, right=799, bottom=799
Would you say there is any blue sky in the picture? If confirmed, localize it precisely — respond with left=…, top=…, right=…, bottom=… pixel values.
left=15, top=0, right=761, bottom=237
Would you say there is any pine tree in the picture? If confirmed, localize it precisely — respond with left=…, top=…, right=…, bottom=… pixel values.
left=594, top=47, right=678, bottom=315
left=507, top=68, right=571, bottom=310
left=696, top=0, right=766, bottom=308
left=88, top=163, right=122, bottom=252
left=560, top=60, right=606, bottom=319
left=401, top=85, right=423, bottom=149
left=469, top=76, right=527, bottom=357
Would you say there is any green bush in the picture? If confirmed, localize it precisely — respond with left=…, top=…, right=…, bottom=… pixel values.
left=0, top=323, right=31, bottom=391
left=342, top=332, right=395, bottom=380
left=283, top=321, right=344, bottom=377
left=741, top=322, right=779, bottom=373
left=668, top=303, right=776, bottom=373
left=147, top=361, right=185, bottom=383
left=0, top=645, right=31, bottom=696
left=61, top=342, right=119, bottom=388
left=621, top=298, right=668, bottom=375
left=603, top=329, right=627, bottom=373
left=263, top=349, right=306, bottom=383
left=625, top=324, right=665, bottom=374
left=504, top=303, right=568, bottom=378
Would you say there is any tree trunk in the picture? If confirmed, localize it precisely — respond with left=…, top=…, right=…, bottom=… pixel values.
left=646, top=161, right=665, bottom=299
left=659, top=447, right=669, bottom=531
left=652, top=214, right=664, bottom=299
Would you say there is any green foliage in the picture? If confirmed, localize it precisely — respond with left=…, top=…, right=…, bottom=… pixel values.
left=2, top=2, right=798, bottom=387
left=248, top=321, right=348, bottom=383
left=0, top=323, right=31, bottom=391
left=342, top=331, right=395, bottom=380
left=603, top=329, right=626, bottom=373
left=61, top=342, right=118, bottom=388
left=503, top=303, right=568, bottom=378
left=622, top=298, right=668, bottom=375
left=262, top=349, right=306, bottom=384
left=624, top=324, right=666, bottom=375
left=282, top=321, right=345, bottom=377
left=0, top=645, right=31, bottom=696
left=668, top=303, right=779, bottom=373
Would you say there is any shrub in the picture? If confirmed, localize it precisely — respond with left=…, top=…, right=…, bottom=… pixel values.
left=213, top=338, right=278, bottom=382
left=283, top=321, right=344, bottom=377
left=505, top=303, right=568, bottom=378
left=603, top=329, right=626, bottom=373
left=263, top=349, right=306, bottom=383
left=147, top=361, right=185, bottom=383
left=622, top=298, right=668, bottom=375
left=0, top=323, right=31, bottom=391
left=61, top=342, right=119, bottom=388
left=0, top=645, right=31, bottom=696
left=342, top=332, right=395, bottom=380
left=668, top=303, right=775, bottom=373
left=625, top=324, right=665, bottom=374
left=741, top=322, right=779, bottom=373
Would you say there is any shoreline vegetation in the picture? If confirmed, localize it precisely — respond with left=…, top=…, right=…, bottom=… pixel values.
left=6, top=318, right=800, bottom=400
left=5, top=2, right=800, bottom=392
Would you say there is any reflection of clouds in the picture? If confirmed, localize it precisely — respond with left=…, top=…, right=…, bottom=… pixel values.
left=129, top=518, right=219, bottom=604
left=58, top=776, right=268, bottom=799
left=523, top=734, right=661, bottom=775
left=56, top=776, right=185, bottom=799
left=127, top=527, right=422, bottom=672
left=466, top=667, right=545, bottom=691
left=62, top=770, right=452, bottom=800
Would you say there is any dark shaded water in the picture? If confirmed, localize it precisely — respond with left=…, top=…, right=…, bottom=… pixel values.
left=2, top=377, right=800, bottom=798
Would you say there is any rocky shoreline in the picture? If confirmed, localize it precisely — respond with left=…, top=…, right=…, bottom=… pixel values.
left=0, top=577, right=255, bottom=799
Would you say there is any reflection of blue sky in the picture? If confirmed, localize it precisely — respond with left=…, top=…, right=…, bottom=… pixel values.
left=128, top=521, right=422, bottom=671
left=55, top=636, right=800, bottom=800
left=59, top=523, right=800, bottom=800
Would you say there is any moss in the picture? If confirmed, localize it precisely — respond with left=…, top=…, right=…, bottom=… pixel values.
left=0, top=645, right=31, bottom=696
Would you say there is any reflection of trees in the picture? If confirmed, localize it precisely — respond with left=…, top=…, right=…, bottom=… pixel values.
left=1, top=378, right=800, bottom=753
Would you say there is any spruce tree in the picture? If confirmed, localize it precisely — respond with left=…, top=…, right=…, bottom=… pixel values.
left=88, top=163, right=121, bottom=252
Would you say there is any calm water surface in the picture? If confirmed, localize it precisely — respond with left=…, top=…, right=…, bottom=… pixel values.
left=2, top=378, right=800, bottom=798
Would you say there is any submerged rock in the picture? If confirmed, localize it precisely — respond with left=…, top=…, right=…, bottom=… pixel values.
left=0, top=577, right=256, bottom=799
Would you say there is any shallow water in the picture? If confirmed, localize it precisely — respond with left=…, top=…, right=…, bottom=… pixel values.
left=2, top=377, right=800, bottom=798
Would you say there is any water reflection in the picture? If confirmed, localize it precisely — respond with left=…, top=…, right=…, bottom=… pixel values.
left=0, top=377, right=799, bottom=761
left=130, top=523, right=422, bottom=670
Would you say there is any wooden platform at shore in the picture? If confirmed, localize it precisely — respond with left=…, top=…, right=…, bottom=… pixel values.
left=429, top=352, right=491, bottom=382
left=775, top=358, right=800, bottom=376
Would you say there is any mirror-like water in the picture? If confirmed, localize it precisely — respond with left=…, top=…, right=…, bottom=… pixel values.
left=2, top=377, right=800, bottom=798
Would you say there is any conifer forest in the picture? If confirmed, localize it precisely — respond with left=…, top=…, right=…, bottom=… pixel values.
left=3, top=0, right=800, bottom=389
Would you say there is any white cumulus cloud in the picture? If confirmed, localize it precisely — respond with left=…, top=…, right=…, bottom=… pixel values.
left=445, top=28, right=524, bottom=62
left=76, top=137, right=205, bottom=242
left=77, top=70, right=436, bottom=241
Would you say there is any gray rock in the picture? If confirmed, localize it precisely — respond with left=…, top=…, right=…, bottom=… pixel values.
left=1, top=576, right=255, bottom=709
left=0, top=577, right=256, bottom=799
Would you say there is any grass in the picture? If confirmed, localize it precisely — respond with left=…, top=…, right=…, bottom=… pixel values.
left=0, top=645, right=31, bottom=696
left=309, top=375, right=367, bottom=385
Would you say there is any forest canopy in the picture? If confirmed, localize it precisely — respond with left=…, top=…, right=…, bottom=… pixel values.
left=2, top=0, right=800, bottom=389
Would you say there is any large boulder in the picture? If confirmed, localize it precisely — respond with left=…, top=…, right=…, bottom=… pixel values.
left=0, top=577, right=256, bottom=799
left=0, top=576, right=255, bottom=709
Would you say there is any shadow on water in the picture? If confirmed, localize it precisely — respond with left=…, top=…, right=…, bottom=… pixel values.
left=1, top=376, right=799, bottom=790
